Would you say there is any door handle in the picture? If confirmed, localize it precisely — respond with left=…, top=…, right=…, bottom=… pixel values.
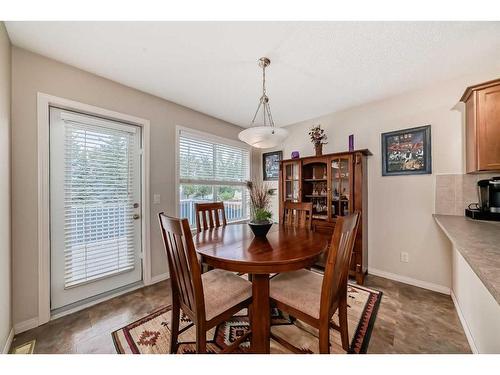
left=133, top=214, right=140, bottom=220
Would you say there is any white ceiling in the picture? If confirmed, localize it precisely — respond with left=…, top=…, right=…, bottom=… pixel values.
left=6, top=22, right=500, bottom=127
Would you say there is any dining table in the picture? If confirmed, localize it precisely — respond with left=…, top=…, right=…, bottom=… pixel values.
left=193, top=222, right=331, bottom=354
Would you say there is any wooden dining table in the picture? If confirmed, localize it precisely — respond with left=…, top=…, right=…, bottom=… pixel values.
left=193, top=223, right=331, bottom=354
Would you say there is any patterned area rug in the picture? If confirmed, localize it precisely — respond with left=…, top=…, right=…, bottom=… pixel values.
left=112, top=283, right=382, bottom=354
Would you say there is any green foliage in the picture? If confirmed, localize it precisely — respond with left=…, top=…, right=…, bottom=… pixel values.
left=181, top=185, right=212, bottom=199
left=218, top=186, right=235, bottom=201
left=253, top=208, right=272, bottom=223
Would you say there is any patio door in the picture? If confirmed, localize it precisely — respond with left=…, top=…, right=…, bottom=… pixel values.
left=50, top=107, right=143, bottom=310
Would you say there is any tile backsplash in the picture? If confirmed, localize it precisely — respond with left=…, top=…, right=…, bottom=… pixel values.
left=435, top=173, right=499, bottom=215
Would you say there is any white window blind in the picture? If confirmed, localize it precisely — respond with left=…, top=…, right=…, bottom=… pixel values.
left=179, top=133, right=250, bottom=184
left=178, top=129, right=250, bottom=226
left=63, top=120, right=137, bottom=288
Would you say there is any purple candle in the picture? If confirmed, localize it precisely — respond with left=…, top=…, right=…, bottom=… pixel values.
left=348, top=134, right=354, bottom=152
left=291, top=151, right=300, bottom=159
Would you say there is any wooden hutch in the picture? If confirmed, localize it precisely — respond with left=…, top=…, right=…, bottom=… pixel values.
left=279, top=149, right=371, bottom=284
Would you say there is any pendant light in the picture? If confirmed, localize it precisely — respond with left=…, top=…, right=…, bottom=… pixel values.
left=238, top=57, right=288, bottom=148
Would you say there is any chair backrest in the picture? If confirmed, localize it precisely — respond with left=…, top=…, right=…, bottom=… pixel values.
left=158, top=213, right=205, bottom=321
left=282, top=201, right=313, bottom=230
left=194, top=202, right=227, bottom=233
left=320, top=212, right=360, bottom=319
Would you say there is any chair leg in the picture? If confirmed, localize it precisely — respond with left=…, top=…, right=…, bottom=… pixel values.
left=338, top=297, right=349, bottom=352
left=170, top=302, right=180, bottom=354
left=196, top=323, right=207, bottom=353
left=318, top=320, right=330, bottom=354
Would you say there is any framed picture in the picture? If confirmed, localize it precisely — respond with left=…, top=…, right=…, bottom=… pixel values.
left=381, top=125, right=432, bottom=176
left=263, top=151, right=282, bottom=181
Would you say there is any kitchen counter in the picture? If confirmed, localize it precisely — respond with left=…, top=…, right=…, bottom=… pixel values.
left=434, top=214, right=500, bottom=305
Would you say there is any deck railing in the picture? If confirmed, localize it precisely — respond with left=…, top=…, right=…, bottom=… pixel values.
left=180, top=199, right=246, bottom=227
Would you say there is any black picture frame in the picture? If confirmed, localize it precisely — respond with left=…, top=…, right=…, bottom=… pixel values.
left=263, top=151, right=282, bottom=181
left=381, top=125, right=432, bottom=176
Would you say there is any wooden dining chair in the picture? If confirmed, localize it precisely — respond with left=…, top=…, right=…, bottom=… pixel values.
left=195, top=202, right=227, bottom=233
left=270, top=211, right=360, bottom=354
left=282, top=201, right=313, bottom=230
left=158, top=213, right=252, bottom=353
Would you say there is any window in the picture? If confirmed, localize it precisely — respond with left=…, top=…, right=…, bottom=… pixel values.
left=177, top=128, right=250, bottom=227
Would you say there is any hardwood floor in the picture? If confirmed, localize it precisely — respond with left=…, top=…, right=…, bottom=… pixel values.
left=9, top=275, right=471, bottom=354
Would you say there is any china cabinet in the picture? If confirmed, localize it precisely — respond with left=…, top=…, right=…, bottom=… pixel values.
left=279, top=150, right=371, bottom=284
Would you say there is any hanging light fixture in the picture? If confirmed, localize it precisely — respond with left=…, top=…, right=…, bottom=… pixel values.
left=238, top=57, right=288, bottom=148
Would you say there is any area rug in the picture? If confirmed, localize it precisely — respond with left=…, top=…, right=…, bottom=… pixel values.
left=112, top=283, right=382, bottom=354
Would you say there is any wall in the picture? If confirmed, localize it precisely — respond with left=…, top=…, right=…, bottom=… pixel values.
left=11, top=47, right=245, bottom=327
left=0, top=22, right=12, bottom=352
left=260, top=69, right=500, bottom=291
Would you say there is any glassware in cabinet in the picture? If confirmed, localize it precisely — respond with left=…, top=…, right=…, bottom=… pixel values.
left=331, top=156, right=351, bottom=218
left=283, top=161, right=300, bottom=202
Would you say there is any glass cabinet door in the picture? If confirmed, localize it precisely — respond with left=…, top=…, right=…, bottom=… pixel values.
left=283, top=162, right=300, bottom=202
left=331, top=156, right=351, bottom=218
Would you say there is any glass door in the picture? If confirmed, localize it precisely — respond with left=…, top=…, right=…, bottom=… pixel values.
left=50, top=107, right=143, bottom=310
left=283, top=161, right=300, bottom=202
left=302, top=162, right=328, bottom=220
left=331, top=156, right=352, bottom=219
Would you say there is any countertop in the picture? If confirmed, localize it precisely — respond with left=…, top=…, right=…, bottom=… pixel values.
left=434, top=214, right=500, bottom=305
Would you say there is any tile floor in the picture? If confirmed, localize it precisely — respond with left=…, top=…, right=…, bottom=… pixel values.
left=9, top=275, right=471, bottom=354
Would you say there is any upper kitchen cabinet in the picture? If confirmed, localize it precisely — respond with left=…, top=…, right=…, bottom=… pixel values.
left=461, top=78, right=500, bottom=173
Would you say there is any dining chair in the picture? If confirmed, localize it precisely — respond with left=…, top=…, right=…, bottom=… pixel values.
left=158, top=213, right=252, bottom=353
left=270, top=211, right=360, bottom=353
left=282, top=201, right=313, bottom=230
left=194, top=202, right=227, bottom=233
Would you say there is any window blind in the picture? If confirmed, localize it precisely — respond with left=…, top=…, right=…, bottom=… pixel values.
left=178, top=130, right=251, bottom=227
left=63, top=121, right=136, bottom=288
left=179, top=132, right=250, bottom=185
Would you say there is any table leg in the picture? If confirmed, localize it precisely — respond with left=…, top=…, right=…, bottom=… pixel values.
left=251, top=273, right=270, bottom=354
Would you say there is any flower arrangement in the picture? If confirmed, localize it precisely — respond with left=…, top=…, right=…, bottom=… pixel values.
left=309, top=125, right=328, bottom=145
left=246, top=180, right=276, bottom=224
left=309, top=125, right=328, bottom=156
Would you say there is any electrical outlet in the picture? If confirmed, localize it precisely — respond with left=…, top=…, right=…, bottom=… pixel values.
left=153, top=194, right=161, bottom=204
left=400, top=252, right=409, bottom=263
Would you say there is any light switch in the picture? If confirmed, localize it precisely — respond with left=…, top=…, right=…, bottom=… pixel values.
left=153, top=194, right=161, bottom=204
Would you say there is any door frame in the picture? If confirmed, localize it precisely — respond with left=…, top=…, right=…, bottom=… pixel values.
left=37, top=93, right=151, bottom=325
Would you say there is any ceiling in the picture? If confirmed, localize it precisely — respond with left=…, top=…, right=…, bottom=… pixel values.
left=6, top=22, right=500, bottom=127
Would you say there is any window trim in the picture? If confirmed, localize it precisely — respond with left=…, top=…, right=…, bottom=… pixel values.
left=175, top=125, right=251, bottom=226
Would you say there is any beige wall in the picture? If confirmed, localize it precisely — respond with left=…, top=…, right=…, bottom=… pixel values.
left=259, top=69, right=500, bottom=291
left=0, top=22, right=12, bottom=351
left=11, top=47, right=245, bottom=326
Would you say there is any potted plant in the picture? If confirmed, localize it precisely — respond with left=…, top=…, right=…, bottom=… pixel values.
left=309, top=125, right=328, bottom=156
left=246, top=180, right=276, bottom=237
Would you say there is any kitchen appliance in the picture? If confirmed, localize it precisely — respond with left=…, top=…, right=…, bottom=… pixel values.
left=465, top=176, right=500, bottom=221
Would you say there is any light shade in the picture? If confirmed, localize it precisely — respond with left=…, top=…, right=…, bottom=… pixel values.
left=238, top=126, right=288, bottom=149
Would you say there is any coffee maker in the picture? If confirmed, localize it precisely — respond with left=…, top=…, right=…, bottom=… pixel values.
left=465, top=177, right=500, bottom=221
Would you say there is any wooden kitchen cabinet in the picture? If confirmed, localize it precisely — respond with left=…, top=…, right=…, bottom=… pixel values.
left=461, top=78, right=500, bottom=173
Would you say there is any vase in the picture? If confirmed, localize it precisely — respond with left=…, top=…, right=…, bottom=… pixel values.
left=315, top=143, right=323, bottom=156
left=248, top=221, right=273, bottom=237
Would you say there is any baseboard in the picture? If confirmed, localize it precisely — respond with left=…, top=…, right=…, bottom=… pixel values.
left=150, top=272, right=169, bottom=285
left=451, top=290, right=478, bottom=354
left=368, top=268, right=451, bottom=295
left=13, top=317, right=39, bottom=335
left=2, top=328, right=14, bottom=354
left=51, top=282, right=144, bottom=321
